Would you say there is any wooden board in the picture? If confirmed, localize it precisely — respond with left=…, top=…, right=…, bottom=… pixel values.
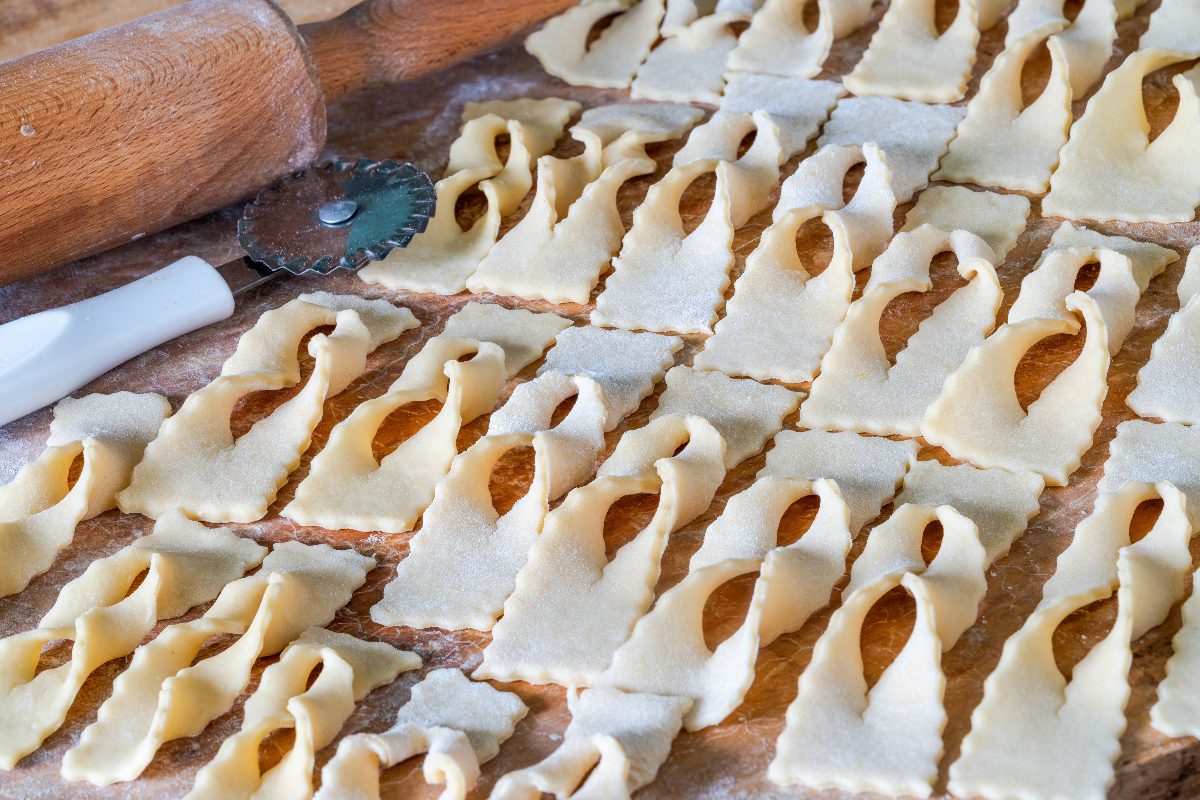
left=2, top=2, right=1200, bottom=798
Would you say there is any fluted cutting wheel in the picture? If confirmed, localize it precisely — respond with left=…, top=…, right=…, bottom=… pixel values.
left=238, top=159, right=436, bottom=276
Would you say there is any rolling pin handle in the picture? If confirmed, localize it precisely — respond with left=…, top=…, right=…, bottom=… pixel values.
left=0, top=256, right=235, bottom=427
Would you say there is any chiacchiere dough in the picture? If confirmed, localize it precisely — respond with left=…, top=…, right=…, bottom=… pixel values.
left=185, top=628, right=419, bottom=800
left=525, top=0, right=665, bottom=89
left=801, top=226, right=1002, bottom=438
left=1153, top=556, right=1200, bottom=738
left=490, top=688, right=692, bottom=800
left=771, top=505, right=988, bottom=796
left=1043, top=49, right=1200, bottom=224
left=845, top=0, right=981, bottom=103
left=0, top=513, right=265, bottom=769
left=1128, top=249, right=1200, bottom=424
left=1141, top=0, right=1200, bottom=53
left=1099, top=420, right=1200, bottom=527
left=718, top=72, right=846, bottom=160
left=475, top=415, right=727, bottom=686
left=596, top=477, right=853, bottom=730
left=0, top=392, right=170, bottom=598
left=316, top=669, right=527, bottom=800
left=118, top=293, right=417, bottom=524
left=729, top=0, right=876, bottom=78
left=695, top=144, right=898, bottom=383
left=649, top=366, right=799, bottom=468
left=902, top=186, right=1032, bottom=262
left=282, top=303, right=567, bottom=533
left=936, top=27, right=1073, bottom=192
left=1005, top=0, right=1116, bottom=95
left=672, top=110, right=785, bottom=226
left=818, top=96, right=965, bottom=202
left=359, top=98, right=579, bottom=294
left=466, top=103, right=703, bottom=304
left=631, top=12, right=746, bottom=104
left=949, top=482, right=1194, bottom=800
left=61, top=541, right=374, bottom=785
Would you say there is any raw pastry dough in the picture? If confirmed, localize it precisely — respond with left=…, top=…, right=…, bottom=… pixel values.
left=1043, top=49, right=1200, bottom=224
left=282, top=303, right=567, bottom=533
left=902, top=187, right=1031, bottom=263
left=922, top=291, right=1110, bottom=485
left=936, top=27, right=1073, bottom=192
left=649, top=366, right=799, bottom=467
left=894, top=460, right=1045, bottom=563
left=718, top=72, right=846, bottom=160
left=1128, top=249, right=1200, bottom=424
left=1098, top=420, right=1200, bottom=527
left=1045, top=221, right=1179, bottom=294
left=596, top=477, right=852, bottom=729
left=316, top=668, right=527, bottom=800
left=1141, top=0, right=1200, bottom=54
left=526, top=0, right=666, bottom=88
left=1152, top=563, right=1200, bottom=738
left=467, top=103, right=704, bottom=304
left=359, top=99, right=579, bottom=293
left=948, top=482, right=1193, bottom=800
left=801, top=226, right=1002, bottom=437
left=695, top=144, right=898, bottom=383
left=475, top=414, right=727, bottom=686
left=818, top=96, right=965, bottom=202
left=844, top=0, right=981, bottom=103
left=490, top=687, right=691, bottom=800
left=61, top=541, right=374, bottom=785
left=118, top=293, right=416, bottom=523
left=672, top=110, right=785, bottom=226
left=764, top=429, right=919, bottom=534
left=0, top=392, right=170, bottom=597
left=728, top=0, right=876, bottom=78
left=0, top=512, right=265, bottom=769
left=185, top=628, right=419, bottom=800
left=1005, top=0, right=1116, bottom=95
left=631, top=12, right=747, bottom=103
left=770, top=504, right=988, bottom=796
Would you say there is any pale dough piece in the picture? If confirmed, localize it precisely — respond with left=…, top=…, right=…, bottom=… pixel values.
left=1045, top=221, right=1179, bottom=286
left=936, top=27, right=1073, bottom=192
left=466, top=103, right=704, bottom=304
left=525, top=0, right=665, bottom=89
left=1005, top=0, right=1116, bottom=95
left=185, top=628, right=419, bottom=800
left=489, top=688, right=691, bottom=800
left=317, top=669, right=528, bottom=800
left=1043, top=49, right=1200, bottom=224
left=903, top=186, right=1031, bottom=262
left=282, top=303, right=567, bottom=533
left=818, top=96, right=966, bottom=202
left=895, top=460, right=1045, bottom=563
left=590, top=159, right=738, bottom=334
left=596, top=478, right=852, bottom=730
left=801, top=226, right=1003, bottom=437
left=1128, top=249, right=1200, bottom=424
left=0, top=513, right=265, bottom=769
left=61, top=541, right=374, bottom=785
left=1152, top=564, right=1200, bottom=738
left=948, top=482, right=1193, bottom=800
left=923, top=292, right=1110, bottom=485
left=1141, top=0, right=1200, bottom=54
left=718, top=72, right=847, bottom=160
left=695, top=144, right=898, bottom=383
left=771, top=504, right=987, bottom=796
left=672, top=110, right=786, bottom=225
left=359, top=99, right=579, bottom=293
left=844, top=0, right=981, bottom=103
left=630, top=13, right=746, bottom=104
left=649, top=366, right=799, bottom=468
left=475, top=414, right=727, bottom=686
left=728, top=0, right=877, bottom=78
left=1098, top=420, right=1200, bottom=528
left=660, top=0, right=764, bottom=34
left=118, top=293, right=416, bottom=523
left=763, top=429, right=919, bottom=534
left=0, top=392, right=170, bottom=597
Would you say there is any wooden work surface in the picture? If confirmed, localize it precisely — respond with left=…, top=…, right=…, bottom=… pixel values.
left=2, top=2, right=1200, bottom=798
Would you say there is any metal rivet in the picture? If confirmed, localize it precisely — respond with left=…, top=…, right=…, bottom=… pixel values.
left=317, top=199, right=357, bottom=226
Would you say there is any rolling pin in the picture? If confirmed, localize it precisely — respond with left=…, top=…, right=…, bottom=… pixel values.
left=0, top=0, right=574, bottom=286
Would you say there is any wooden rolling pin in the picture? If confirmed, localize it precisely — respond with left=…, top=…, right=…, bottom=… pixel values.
left=0, top=0, right=574, bottom=285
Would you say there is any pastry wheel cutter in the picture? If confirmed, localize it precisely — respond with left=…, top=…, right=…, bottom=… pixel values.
left=0, top=158, right=435, bottom=427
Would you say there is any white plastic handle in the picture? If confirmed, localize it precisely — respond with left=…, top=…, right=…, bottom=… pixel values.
left=0, top=256, right=235, bottom=428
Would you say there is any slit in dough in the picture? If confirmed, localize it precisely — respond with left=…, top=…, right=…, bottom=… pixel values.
left=526, top=0, right=666, bottom=89
left=1127, top=248, right=1200, bottom=424
left=728, top=0, right=877, bottom=78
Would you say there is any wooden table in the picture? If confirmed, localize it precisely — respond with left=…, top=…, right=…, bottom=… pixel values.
left=2, top=2, right=1199, bottom=798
